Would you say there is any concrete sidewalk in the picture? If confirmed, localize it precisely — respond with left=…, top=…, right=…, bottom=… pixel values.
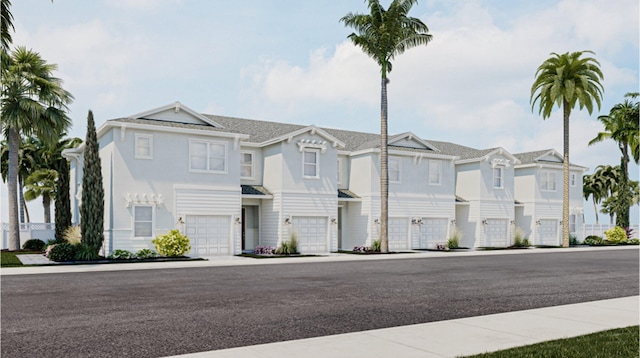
left=3, top=245, right=637, bottom=276
left=170, top=296, right=639, bottom=358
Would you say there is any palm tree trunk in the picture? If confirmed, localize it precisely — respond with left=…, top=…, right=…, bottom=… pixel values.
left=592, top=197, right=599, bottom=225
left=19, top=177, right=30, bottom=223
left=617, top=142, right=630, bottom=227
left=43, top=196, right=51, bottom=223
left=380, top=74, right=389, bottom=253
left=7, top=127, right=21, bottom=250
left=562, top=100, right=570, bottom=247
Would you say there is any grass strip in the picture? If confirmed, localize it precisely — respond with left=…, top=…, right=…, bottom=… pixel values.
left=463, top=326, right=639, bottom=358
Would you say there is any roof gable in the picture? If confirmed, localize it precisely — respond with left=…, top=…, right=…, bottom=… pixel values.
left=261, top=125, right=345, bottom=149
left=129, top=102, right=224, bottom=128
left=388, top=132, right=439, bottom=151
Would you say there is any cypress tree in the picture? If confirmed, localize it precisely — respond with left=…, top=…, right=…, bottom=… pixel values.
left=80, top=111, right=104, bottom=252
left=54, top=158, right=71, bottom=241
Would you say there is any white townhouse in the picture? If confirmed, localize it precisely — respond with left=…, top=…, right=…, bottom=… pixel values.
left=61, top=101, right=585, bottom=256
left=513, top=150, right=587, bottom=246
left=427, top=142, right=521, bottom=248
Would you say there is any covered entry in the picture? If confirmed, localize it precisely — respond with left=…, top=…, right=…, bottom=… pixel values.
left=292, top=217, right=328, bottom=253
left=185, top=215, right=231, bottom=256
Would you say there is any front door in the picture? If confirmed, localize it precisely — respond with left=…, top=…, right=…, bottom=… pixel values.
left=241, top=208, right=246, bottom=250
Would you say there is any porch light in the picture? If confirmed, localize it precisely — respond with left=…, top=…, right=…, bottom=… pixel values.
left=481, top=219, right=488, bottom=225
left=450, top=219, right=456, bottom=225
left=536, top=220, right=541, bottom=225
left=176, top=216, right=184, bottom=225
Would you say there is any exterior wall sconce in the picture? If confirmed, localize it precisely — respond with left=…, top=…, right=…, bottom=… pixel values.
left=411, top=218, right=423, bottom=225
left=331, top=217, right=337, bottom=225
left=535, top=220, right=541, bottom=225
left=176, top=216, right=185, bottom=225
left=481, top=219, right=488, bottom=225
left=234, top=215, right=241, bottom=225
left=374, top=218, right=380, bottom=225
left=284, top=216, right=291, bottom=225
left=450, top=219, right=456, bottom=225
left=510, top=220, right=515, bottom=225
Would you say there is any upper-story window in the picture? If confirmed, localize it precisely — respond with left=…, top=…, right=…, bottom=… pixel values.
left=493, top=167, right=504, bottom=189
left=241, top=152, right=254, bottom=179
left=303, top=149, right=319, bottom=179
left=389, top=157, right=401, bottom=183
left=541, top=171, right=557, bottom=191
left=135, top=134, right=153, bottom=159
left=570, top=173, right=576, bottom=187
left=429, top=160, right=442, bottom=185
left=133, top=205, right=153, bottom=238
left=189, top=139, right=227, bottom=173
left=337, top=158, right=343, bottom=184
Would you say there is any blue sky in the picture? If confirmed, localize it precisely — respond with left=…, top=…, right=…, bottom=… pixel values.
left=2, top=0, right=639, bottom=224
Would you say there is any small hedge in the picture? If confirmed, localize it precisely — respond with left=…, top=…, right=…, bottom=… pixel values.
left=47, top=243, right=77, bottom=262
left=22, top=239, right=46, bottom=251
left=152, top=230, right=191, bottom=257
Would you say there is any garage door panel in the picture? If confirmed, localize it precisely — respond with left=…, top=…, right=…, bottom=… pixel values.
left=388, top=218, right=409, bottom=250
left=420, top=218, right=448, bottom=248
left=486, top=219, right=508, bottom=247
left=292, top=217, right=327, bottom=253
left=186, top=215, right=231, bottom=256
left=539, top=219, right=558, bottom=246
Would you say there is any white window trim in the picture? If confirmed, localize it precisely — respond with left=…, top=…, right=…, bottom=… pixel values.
left=240, top=151, right=255, bottom=180
left=132, top=204, right=154, bottom=240
left=302, top=149, right=320, bottom=179
left=570, top=173, right=576, bottom=187
left=389, top=157, right=401, bottom=184
left=188, top=139, right=228, bottom=174
left=429, top=159, right=442, bottom=186
left=337, top=157, right=343, bottom=185
left=493, top=166, right=504, bottom=189
left=134, top=133, right=153, bottom=160
left=541, top=171, right=557, bottom=192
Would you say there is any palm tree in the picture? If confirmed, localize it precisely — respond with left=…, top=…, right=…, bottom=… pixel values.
left=589, top=93, right=640, bottom=227
left=583, top=172, right=605, bottom=225
left=341, top=0, right=432, bottom=252
left=1, top=0, right=13, bottom=51
left=1, top=136, right=40, bottom=223
left=1, top=47, right=73, bottom=250
left=24, top=168, right=58, bottom=223
left=530, top=51, right=604, bottom=247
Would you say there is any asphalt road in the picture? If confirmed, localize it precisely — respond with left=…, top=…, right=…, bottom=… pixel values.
left=2, top=250, right=638, bottom=358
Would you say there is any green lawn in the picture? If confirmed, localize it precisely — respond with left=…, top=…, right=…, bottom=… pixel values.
left=463, top=326, right=639, bottom=358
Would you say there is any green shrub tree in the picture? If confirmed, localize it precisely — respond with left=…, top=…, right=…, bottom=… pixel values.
left=80, top=111, right=104, bottom=255
left=55, top=157, right=71, bottom=240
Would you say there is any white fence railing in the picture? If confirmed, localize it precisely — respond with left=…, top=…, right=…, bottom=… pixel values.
left=1, top=222, right=56, bottom=249
left=582, top=224, right=639, bottom=239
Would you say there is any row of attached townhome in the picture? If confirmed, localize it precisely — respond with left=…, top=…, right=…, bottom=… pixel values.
left=62, top=102, right=586, bottom=256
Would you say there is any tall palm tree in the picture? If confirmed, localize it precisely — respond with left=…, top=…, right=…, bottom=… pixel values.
left=1, top=47, right=73, bottom=250
left=530, top=51, right=604, bottom=247
left=341, top=0, right=432, bottom=252
left=24, top=168, right=58, bottom=223
left=1, top=136, right=39, bottom=223
left=1, top=0, right=13, bottom=51
left=589, top=93, right=640, bottom=227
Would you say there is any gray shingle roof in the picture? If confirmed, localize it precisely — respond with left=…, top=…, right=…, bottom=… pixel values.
left=513, top=150, right=555, bottom=165
left=426, top=140, right=499, bottom=161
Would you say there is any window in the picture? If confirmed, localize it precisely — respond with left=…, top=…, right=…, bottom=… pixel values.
left=429, top=160, right=442, bottom=185
left=337, top=158, right=343, bottom=184
left=189, top=140, right=227, bottom=173
left=541, top=171, right=557, bottom=191
left=135, top=134, right=153, bottom=159
left=569, top=214, right=577, bottom=233
left=493, top=167, right=503, bottom=189
left=241, top=152, right=253, bottom=179
left=303, top=150, right=319, bottom=178
left=570, top=173, right=576, bottom=187
left=389, top=157, right=401, bottom=183
left=133, top=205, right=153, bottom=238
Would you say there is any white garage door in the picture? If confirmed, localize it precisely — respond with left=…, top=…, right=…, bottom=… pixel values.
left=389, top=218, right=409, bottom=250
left=420, top=218, right=448, bottom=248
left=485, top=219, right=508, bottom=247
left=292, top=217, right=327, bottom=253
left=538, top=219, right=559, bottom=246
left=185, top=215, right=231, bottom=256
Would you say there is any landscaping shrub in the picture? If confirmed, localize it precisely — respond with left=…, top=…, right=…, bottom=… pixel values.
left=253, top=246, right=276, bottom=255
left=623, top=238, right=639, bottom=245
left=135, top=248, right=158, bottom=259
left=47, top=243, right=77, bottom=262
left=371, top=239, right=381, bottom=252
left=64, top=225, right=82, bottom=245
left=276, top=233, right=299, bottom=255
left=22, top=239, right=46, bottom=251
left=512, top=226, right=528, bottom=247
left=435, top=243, right=449, bottom=251
left=570, top=234, right=580, bottom=246
left=74, top=244, right=99, bottom=261
left=625, top=227, right=634, bottom=240
left=604, top=226, right=627, bottom=243
left=352, top=245, right=370, bottom=252
left=522, top=238, right=531, bottom=247
left=152, top=230, right=191, bottom=257
left=447, top=226, right=462, bottom=249
left=108, top=249, right=135, bottom=260
left=583, top=235, right=604, bottom=246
